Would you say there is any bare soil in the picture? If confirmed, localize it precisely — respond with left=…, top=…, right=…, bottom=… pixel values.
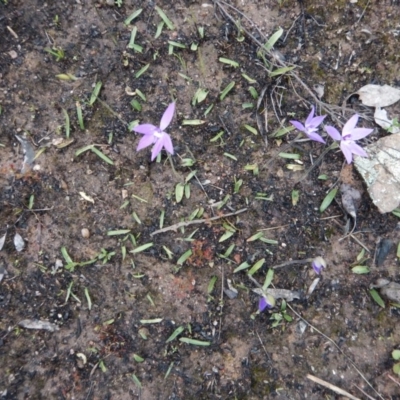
left=1, top=0, right=400, bottom=399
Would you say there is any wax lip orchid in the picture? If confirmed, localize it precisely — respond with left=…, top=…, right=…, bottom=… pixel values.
left=312, top=256, right=326, bottom=275
left=258, top=294, right=276, bottom=312
left=133, top=102, right=175, bottom=161
left=290, top=106, right=326, bottom=144
left=325, top=114, right=373, bottom=164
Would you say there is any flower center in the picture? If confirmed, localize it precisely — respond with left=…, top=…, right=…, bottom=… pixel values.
left=154, top=129, right=164, bottom=139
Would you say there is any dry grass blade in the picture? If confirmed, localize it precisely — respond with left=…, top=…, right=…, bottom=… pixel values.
left=306, top=374, right=361, bottom=400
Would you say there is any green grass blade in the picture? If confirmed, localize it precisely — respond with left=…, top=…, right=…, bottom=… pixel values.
left=124, top=8, right=143, bottom=25
left=89, top=81, right=102, bottom=106
left=179, top=338, right=210, bottom=346
left=369, top=289, right=385, bottom=308
left=131, top=242, right=153, bottom=254
left=91, top=147, right=114, bottom=165
left=264, top=28, right=283, bottom=51
left=155, top=6, right=174, bottom=30
left=166, top=326, right=185, bottom=343
left=76, top=102, right=84, bottom=130
left=320, top=188, right=338, bottom=213
left=135, top=63, right=150, bottom=78
left=62, top=108, right=70, bottom=138
left=220, top=81, right=235, bottom=101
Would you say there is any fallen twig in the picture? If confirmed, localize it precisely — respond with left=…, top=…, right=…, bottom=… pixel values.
left=150, top=208, right=248, bottom=236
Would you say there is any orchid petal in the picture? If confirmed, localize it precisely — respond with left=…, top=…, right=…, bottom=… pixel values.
left=290, top=120, right=305, bottom=132
left=308, top=114, right=326, bottom=129
left=325, top=125, right=342, bottom=141
left=340, top=142, right=354, bottom=164
left=259, top=297, right=268, bottom=312
left=348, top=128, right=374, bottom=141
left=133, top=124, right=158, bottom=135
left=307, top=132, right=326, bottom=144
left=137, top=133, right=156, bottom=151
left=342, top=114, right=359, bottom=136
left=305, top=106, right=315, bottom=126
left=159, top=102, right=175, bottom=131
left=151, top=137, right=164, bottom=161
left=347, top=142, right=368, bottom=158
left=312, top=256, right=326, bottom=275
left=161, top=133, right=174, bottom=155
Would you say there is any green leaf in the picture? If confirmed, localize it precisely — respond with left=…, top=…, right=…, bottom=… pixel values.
left=61, top=247, right=73, bottom=264
left=244, top=124, right=258, bottom=135
left=264, top=28, right=283, bottom=51
left=166, top=326, right=185, bottom=343
left=270, top=66, right=296, bottom=77
left=131, top=373, right=142, bottom=388
left=233, top=261, right=250, bottom=273
left=91, top=147, right=114, bottom=165
left=155, top=21, right=164, bottom=39
left=89, top=82, right=102, bottom=106
left=76, top=102, right=84, bottom=130
left=175, top=182, right=185, bottom=203
left=155, top=6, right=174, bottom=30
left=207, top=276, right=217, bottom=294
left=270, top=125, right=295, bottom=138
left=369, top=289, right=385, bottom=308
left=124, top=8, right=143, bottom=25
left=223, top=152, right=237, bottom=161
left=107, top=229, right=131, bottom=236
left=133, top=354, right=144, bottom=363
left=179, top=338, right=210, bottom=346
left=219, top=57, right=239, bottom=68
left=278, top=152, right=300, bottom=160
left=248, top=87, right=258, bottom=99
left=177, top=249, right=192, bottom=265
left=219, top=230, right=235, bottom=242
left=247, top=232, right=264, bottom=242
left=63, top=108, right=70, bottom=138
left=140, top=318, right=163, bottom=324
left=220, top=81, right=235, bottom=101
left=291, top=189, right=299, bottom=206
left=248, top=258, right=265, bottom=276
left=393, top=362, right=400, bottom=376
left=262, top=269, right=274, bottom=290
left=84, top=287, right=92, bottom=310
left=131, top=242, right=153, bottom=254
left=351, top=266, right=370, bottom=274
left=168, top=40, right=186, bottom=49
left=181, top=119, right=206, bottom=125
left=192, top=88, right=208, bottom=106
left=135, top=63, right=150, bottom=78
left=392, top=350, right=400, bottom=360
left=242, top=73, right=256, bottom=83
left=320, top=188, right=338, bottom=213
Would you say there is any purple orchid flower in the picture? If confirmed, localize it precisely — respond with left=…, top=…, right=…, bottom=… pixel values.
left=311, top=256, right=326, bottom=275
left=133, top=102, right=175, bottom=161
left=259, top=294, right=276, bottom=312
left=325, top=114, right=373, bottom=164
left=290, top=106, right=326, bottom=144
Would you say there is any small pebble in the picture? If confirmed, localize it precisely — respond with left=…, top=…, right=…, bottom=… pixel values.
left=81, top=228, right=90, bottom=238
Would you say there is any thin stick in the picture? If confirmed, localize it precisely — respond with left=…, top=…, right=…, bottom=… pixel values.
left=354, top=384, right=377, bottom=400
left=306, top=374, right=361, bottom=400
left=150, top=208, right=247, bottom=236
left=387, top=374, right=400, bottom=387
left=258, top=224, right=289, bottom=231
